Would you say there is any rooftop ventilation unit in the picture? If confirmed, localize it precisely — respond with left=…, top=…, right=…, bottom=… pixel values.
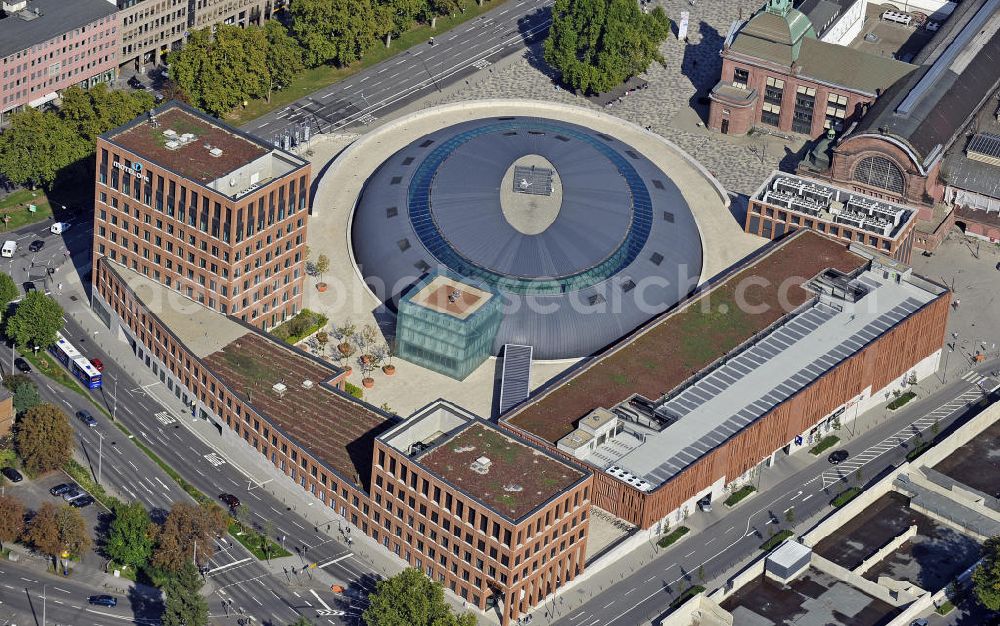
left=163, top=129, right=177, bottom=138
left=180, top=133, right=195, bottom=143
left=2, top=1, right=27, bottom=12
left=272, top=382, right=287, bottom=397
left=164, top=140, right=180, bottom=150
left=302, top=379, right=314, bottom=389
left=470, top=456, right=492, bottom=474
left=209, top=147, right=223, bottom=158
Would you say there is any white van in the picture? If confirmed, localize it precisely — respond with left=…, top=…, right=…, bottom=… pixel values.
left=50, top=221, right=71, bottom=234
left=1, top=240, right=16, bottom=258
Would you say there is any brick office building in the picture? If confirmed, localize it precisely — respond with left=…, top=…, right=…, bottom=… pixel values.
left=94, top=101, right=310, bottom=331
left=92, top=258, right=592, bottom=626
left=747, top=172, right=918, bottom=262
left=708, top=0, right=914, bottom=137
left=503, top=230, right=949, bottom=530
left=0, top=0, right=119, bottom=125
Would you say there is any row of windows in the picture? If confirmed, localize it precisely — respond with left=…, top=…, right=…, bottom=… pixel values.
left=751, top=206, right=894, bottom=251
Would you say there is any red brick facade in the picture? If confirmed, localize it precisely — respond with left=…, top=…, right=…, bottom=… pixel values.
left=710, top=54, right=874, bottom=138
left=93, top=134, right=310, bottom=332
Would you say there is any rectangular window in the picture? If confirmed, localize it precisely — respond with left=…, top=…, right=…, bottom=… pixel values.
left=792, top=85, right=815, bottom=134
left=764, top=76, right=784, bottom=106
left=761, top=102, right=781, bottom=127
left=732, top=67, right=749, bottom=90
left=825, top=93, right=848, bottom=130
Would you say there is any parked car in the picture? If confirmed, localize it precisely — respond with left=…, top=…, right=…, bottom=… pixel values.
left=14, top=358, right=31, bottom=373
left=21, top=282, right=35, bottom=294
left=218, top=493, right=240, bottom=509
left=76, top=410, right=98, bottom=427
left=27, top=240, right=44, bottom=252
left=61, top=487, right=84, bottom=502
left=828, top=449, right=850, bottom=465
left=697, top=496, right=713, bottom=512
left=1, top=467, right=23, bottom=483
left=127, top=76, right=143, bottom=89
left=71, top=495, right=95, bottom=508
left=49, top=483, right=74, bottom=496
left=50, top=222, right=71, bottom=234
left=88, top=595, right=117, bottom=607
left=90, top=358, right=105, bottom=372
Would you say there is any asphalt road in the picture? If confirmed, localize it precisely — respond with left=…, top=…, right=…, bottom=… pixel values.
left=240, top=0, right=553, bottom=141
left=52, top=314, right=377, bottom=626
left=550, top=367, right=999, bottom=626
left=0, top=559, right=162, bottom=626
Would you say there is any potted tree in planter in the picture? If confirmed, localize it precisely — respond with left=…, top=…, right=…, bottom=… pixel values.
left=336, top=323, right=356, bottom=375
left=315, top=330, right=329, bottom=358
left=357, top=324, right=378, bottom=366
left=381, top=342, right=396, bottom=376
left=315, top=254, right=330, bottom=292
left=360, top=355, right=376, bottom=388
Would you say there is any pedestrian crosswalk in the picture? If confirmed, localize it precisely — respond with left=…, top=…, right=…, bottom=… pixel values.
left=155, top=411, right=177, bottom=426
left=820, top=386, right=985, bottom=488
left=960, top=371, right=987, bottom=385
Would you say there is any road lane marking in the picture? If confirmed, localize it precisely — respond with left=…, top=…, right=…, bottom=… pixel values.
left=318, top=553, right=353, bottom=569
left=207, top=557, right=251, bottom=574
left=310, top=589, right=333, bottom=610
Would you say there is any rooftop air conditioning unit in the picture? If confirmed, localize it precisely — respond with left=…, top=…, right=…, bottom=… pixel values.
left=302, top=379, right=314, bottom=389
left=163, top=129, right=177, bottom=137
left=470, top=456, right=492, bottom=474
left=3, top=0, right=27, bottom=12
left=272, top=382, right=287, bottom=396
left=164, top=140, right=180, bottom=150
left=209, top=147, right=223, bottom=158
left=181, top=133, right=195, bottom=142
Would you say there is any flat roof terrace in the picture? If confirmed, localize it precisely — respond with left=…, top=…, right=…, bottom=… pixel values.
left=108, top=262, right=393, bottom=484
left=104, top=102, right=277, bottom=185
left=592, top=265, right=942, bottom=486
left=505, top=230, right=868, bottom=444
left=419, top=420, right=586, bottom=520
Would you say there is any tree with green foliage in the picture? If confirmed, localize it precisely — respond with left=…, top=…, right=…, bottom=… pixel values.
left=290, top=0, right=392, bottom=68
left=0, top=273, right=18, bottom=315
left=59, top=84, right=155, bottom=143
left=264, top=21, right=305, bottom=103
left=162, top=561, right=209, bottom=626
left=0, top=108, right=89, bottom=188
left=106, top=502, right=155, bottom=571
left=6, top=291, right=64, bottom=350
left=974, top=535, right=1000, bottom=610
left=362, top=568, right=477, bottom=626
left=544, top=0, right=670, bottom=94
left=169, top=26, right=270, bottom=116
left=8, top=376, right=41, bottom=415
left=0, top=494, right=25, bottom=549
left=429, top=0, right=465, bottom=16
left=14, top=403, right=72, bottom=475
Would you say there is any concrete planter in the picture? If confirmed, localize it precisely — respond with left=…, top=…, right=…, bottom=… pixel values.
left=382, top=364, right=396, bottom=376
left=316, top=282, right=328, bottom=292
left=362, top=377, right=375, bottom=388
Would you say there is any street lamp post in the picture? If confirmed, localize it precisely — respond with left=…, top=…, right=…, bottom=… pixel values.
left=42, top=584, right=47, bottom=626
left=97, top=431, right=104, bottom=486
left=112, top=376, right=118, bottom=421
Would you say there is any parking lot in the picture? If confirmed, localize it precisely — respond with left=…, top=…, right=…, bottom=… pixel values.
left=721, top=567, right=901, bottom=626
left=933, top=419, right=1000, bottom=498
left=2, top=468, right=107, bottom=572
left=812, top=492, right=920, bottom=570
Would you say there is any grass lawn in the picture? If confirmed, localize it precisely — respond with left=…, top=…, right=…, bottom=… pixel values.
left=271, top=308, right=328, bottom=345
left=657, top=526, right=690, bottom=548
left=830, top=487, right=861, bottom=508
left=669, top=585, right=706, bottom=609
left=888, top=391, right=917, bottom=410
left=759, top=530, right=794, bottom=551
left=0, top=189, right=53, bottom=232
left=21, top=350, right=90, bottom=400
left=809, top=435, right=840, bottom=455
left=226, top=0, right=510, bottom=125
left=724, top=485, right=756, bottom=507
left=228, top=521, right=291, bottom=560
left=936, top=600, right=955, bottom=615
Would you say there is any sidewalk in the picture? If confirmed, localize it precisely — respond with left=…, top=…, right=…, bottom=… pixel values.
left=4, top=543, right=160, bottom=601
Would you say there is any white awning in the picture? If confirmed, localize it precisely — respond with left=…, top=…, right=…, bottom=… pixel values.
left=27, top=91, right=58, bottom=108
